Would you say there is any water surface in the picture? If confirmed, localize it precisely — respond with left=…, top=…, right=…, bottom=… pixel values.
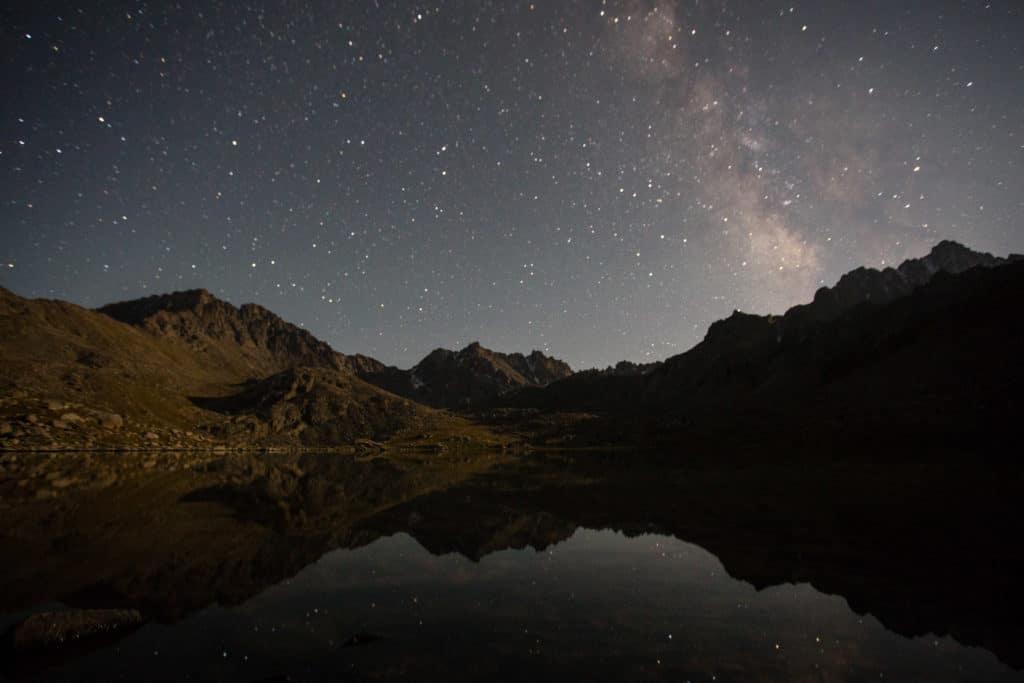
left=1, top=451, right=1021, bottom=681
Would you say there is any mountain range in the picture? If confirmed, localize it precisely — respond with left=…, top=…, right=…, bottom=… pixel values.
left=0, top=240, right=1021, bottom=452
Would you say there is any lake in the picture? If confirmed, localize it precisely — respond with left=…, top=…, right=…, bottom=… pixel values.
left=1, top=450, right=1021, bottom=681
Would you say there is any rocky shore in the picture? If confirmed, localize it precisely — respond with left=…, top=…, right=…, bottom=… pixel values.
left=0, top=394, right=218, bottom=453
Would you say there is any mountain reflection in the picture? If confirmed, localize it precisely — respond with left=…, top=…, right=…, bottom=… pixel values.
left=1, top=450, right=1021, bottom=680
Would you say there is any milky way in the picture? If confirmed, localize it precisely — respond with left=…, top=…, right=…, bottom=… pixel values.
left=2, top=1, right=1022, bottom=368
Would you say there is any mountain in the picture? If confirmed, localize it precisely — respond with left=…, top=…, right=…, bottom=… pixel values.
left=358, top=341, right=573, bottom=409
left=504, top=241, right=1024, bottom=448
left=0, top=287, right=445, bottom=451
left=0, top=283, right=565, bottom=451
left=1, top=239, right=1019, bottom=451
left=98, top=288, right=379, bottom=377
left=99, top=288, right=571, bottom=410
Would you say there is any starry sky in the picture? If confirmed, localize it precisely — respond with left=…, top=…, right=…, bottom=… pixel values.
left=2, top=1, right=1022, bottom=369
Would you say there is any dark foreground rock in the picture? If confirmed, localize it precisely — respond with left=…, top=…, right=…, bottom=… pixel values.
left=12, top=609, right=144, bottom=650
left=3, top=608, right=145, bottom=677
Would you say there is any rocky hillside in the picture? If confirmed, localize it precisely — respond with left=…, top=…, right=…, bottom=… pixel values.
left=99, top=288, right=379, bottom=378
left=193, top=367, right=421, bottom=447
left=359, top=341, right=573, bottom=409
left=0, top=287, right=437, bottom=452
left=98, top=289, right=570, bottom=410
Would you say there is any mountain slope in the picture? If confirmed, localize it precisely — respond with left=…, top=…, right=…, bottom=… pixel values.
left=98, top=290, right=570, bottom=410
left=0, top=287, right=432, bottom=450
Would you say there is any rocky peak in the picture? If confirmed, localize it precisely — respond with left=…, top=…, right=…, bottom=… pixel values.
left=519, top=349, right=573, bottom=384
left=354, top=341, right=573, bottom=409
left=704, top=311, right=781, bottom=347
left=899, top=240, right=1009, bottom=282
left=801, top=240, right=1016, bottom=326
left=99, top=289, right=346, bottom=375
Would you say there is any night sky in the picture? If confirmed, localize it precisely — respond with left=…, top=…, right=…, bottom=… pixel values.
left=2, top=2, right=1022, bottom=369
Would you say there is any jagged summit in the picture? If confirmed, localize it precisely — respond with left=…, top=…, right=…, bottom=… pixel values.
left=358, top=340, right=573, bottom=409
left=802, top=240, right=1018, bottom=324
left=905, top=239, right=1005, bottom=277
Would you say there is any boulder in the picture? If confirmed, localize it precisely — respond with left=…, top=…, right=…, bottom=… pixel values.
left=99, top=413, right=123, bottom=431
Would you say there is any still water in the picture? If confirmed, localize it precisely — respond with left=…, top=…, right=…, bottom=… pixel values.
left=4, top=529, right=1016, bottom=682
left=1, top=451, right=1020, bottom=681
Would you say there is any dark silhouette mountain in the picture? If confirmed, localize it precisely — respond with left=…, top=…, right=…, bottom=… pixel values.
left=359, top=341, right=573, bottom=409
left=793, top=239, right=1011, bottom=323
left=504, top=241, right=1023, bottom=448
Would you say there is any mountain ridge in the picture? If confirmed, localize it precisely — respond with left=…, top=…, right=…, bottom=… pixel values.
left=497, top=240, right=1023, bottom=450
left=0, top=286, right=446, bottom=452
left=361, top=340, right=573, bottom=409
left=1, top=239, right=1020, bottom=453
left=98, top=288, right=572, bottom=409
